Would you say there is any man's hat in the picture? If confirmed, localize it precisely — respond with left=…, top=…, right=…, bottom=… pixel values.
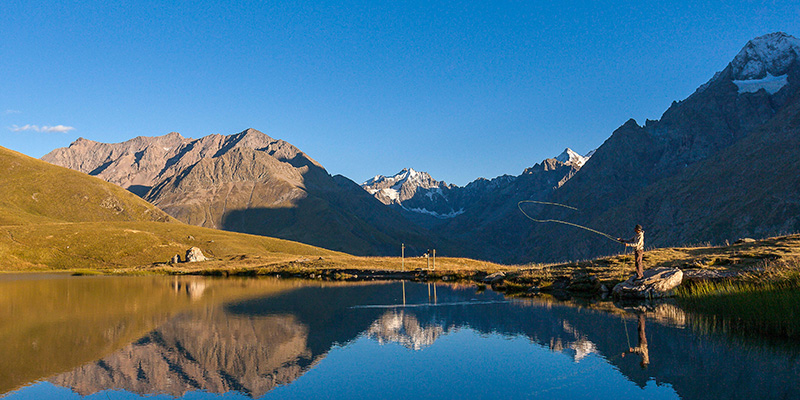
left=635, top=224, right=643, bottom=231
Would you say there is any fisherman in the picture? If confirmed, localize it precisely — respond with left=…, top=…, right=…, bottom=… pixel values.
left=618, top=224, right=645, bottom=279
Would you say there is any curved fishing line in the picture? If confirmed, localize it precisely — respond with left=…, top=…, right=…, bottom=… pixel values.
left=517, top=200, right=619, bottom=242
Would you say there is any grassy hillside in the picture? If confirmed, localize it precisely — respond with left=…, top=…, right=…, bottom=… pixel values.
left=0, top=146, right=172, bottom=225
left=0, top=221, right=338, bottom=271
left=0, top=146, right=341, bottom=271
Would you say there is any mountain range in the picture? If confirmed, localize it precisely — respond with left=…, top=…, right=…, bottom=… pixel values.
left=43, top=129, right=456, bottom=256
left=360, top=147, right=591, bottom=228
left=366, top=32, right=800, bottom=262
left=41, top=32, right=800, bottom=263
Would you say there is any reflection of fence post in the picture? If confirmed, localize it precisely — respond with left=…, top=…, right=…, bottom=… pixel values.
left=402, top=280, right=406, bottom=306
left=401, top=243, right=405, bottom=271
left=432, top=249, right=435, bottom=271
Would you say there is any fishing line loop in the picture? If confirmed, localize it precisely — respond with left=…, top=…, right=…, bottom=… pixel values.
left=517, top=200, right=620, bottom=243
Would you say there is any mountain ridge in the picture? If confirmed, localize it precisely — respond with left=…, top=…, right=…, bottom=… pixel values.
left=43, top=129, right=460, bottom=257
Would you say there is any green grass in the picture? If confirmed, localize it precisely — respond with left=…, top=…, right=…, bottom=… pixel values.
left=677, top=258, right=800, bottom=338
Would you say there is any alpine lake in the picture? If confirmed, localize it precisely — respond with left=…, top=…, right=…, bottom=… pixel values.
left=1, top=273, right=798, bottom=400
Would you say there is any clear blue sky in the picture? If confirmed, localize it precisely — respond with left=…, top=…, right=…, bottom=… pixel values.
left=2, top=1, right=798, bottom=186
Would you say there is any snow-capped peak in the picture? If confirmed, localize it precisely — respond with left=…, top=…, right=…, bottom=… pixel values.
left=363, top=168, right=426, bottom=187
left=555, top=148, right=592, bottom=168
left=730, top=32, right=800, bottom=80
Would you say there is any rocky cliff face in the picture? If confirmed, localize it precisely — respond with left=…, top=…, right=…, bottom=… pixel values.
left=42, top=129, right=317, bottom=196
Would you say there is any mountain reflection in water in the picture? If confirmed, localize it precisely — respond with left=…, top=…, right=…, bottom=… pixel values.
left=2, top=276, right=800, bottom=399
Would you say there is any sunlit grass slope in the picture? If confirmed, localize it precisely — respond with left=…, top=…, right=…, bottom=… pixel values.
left=0, top=146, right=173, bottom=225
left=0, top=146, right=341, bottom=270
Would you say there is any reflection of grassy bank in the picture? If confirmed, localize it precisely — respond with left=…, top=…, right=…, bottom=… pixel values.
left=677, top=258, right=800, bottom=338
left=0, top=275, right=303, bottom=395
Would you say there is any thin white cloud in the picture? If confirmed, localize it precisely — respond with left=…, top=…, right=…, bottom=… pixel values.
left=41, top=125, right=75, bottom=133
left=10, top=124, right=38, bottom=132
left=9, top=124, right=75, bottom=133
left=4, top=110, right=21, bottom=115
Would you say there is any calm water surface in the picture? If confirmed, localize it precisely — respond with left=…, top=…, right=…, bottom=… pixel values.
left=1, top=274, right=798, bottom=399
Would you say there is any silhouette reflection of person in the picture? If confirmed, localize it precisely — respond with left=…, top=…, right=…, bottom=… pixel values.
left=624, top=313, right=650, bottom=368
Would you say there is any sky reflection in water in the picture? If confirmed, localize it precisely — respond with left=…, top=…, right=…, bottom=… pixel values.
left=1, top=275, right=797, bottom=399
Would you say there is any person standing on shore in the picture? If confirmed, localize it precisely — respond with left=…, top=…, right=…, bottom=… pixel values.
left=618, top=224, right=645, bottom=279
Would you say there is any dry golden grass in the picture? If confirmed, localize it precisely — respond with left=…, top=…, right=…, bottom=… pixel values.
left=508, top=234, right=800, bottom=287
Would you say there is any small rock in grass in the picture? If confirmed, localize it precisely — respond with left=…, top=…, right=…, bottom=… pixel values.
left=185, top=247, right=207, bottom=262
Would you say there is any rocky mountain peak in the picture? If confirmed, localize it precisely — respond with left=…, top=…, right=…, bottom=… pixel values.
left=554, top=148, right=592, bottom=167
left=730, top=32, right=800, bottom=80
left=224, top=128, right=275, bottom=150
left=69, top=137, right=93, bottom=147
left=363, top=168, right=439, bottom=190
left=361, top=168, right=446, bottom=206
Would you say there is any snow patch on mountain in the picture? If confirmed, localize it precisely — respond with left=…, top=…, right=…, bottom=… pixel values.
left=363, top=168, right=425, bottom=188
left=361, top=168, right=448, bottom=206
left=555, top=148, right=593, bottom=167
left=425, top=187, right=444, bottom=200
left=730, top=32, right=800, bottom=80
left=378, top=188, right=399, bottom=201
left=406, top=206, right=465, bottom=219
left=733, top=73, right=788, bottom=94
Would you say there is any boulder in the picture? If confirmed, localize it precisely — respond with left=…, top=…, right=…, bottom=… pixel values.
left=185, top=247, right=207, bottom=262
left=483, top=272, right=506, bottom=283
left=170, top=254, right=181, bottom=264
left=612, top=267, right=683, bottom=299
left=735, top=238, right=756, bottom=244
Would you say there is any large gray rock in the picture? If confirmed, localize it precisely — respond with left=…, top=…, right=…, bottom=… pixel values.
left=612, top=267, right=683, bottom=298
left=482, top=272, right=506, bottom=283
left=185, top=247, right=207, bottom=262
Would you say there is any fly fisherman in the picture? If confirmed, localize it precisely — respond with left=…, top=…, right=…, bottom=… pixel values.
left=618, top=224, right=645, bottom=279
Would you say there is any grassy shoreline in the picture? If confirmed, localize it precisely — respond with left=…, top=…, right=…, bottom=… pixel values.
left=23, top=233, right=798, bottom=296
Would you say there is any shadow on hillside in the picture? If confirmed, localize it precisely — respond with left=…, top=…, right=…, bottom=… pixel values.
left=220, top=196, right=443, bottom=257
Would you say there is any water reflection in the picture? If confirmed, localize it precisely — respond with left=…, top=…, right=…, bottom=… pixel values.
left=49, top=309, right=314, bottom=398
left=366, top=311, right=444, bottom=350
left=622, top=314, right=649, bottom=368
left=1, top=276, right=799, bottom=399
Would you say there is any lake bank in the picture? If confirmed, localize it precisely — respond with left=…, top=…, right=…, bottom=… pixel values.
left=5, top=232, right=800, bottom=316
left=52, top=233, right=798, bottom=296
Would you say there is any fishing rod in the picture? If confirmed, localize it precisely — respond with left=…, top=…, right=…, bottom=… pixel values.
left=517, top=200, right=620, bottom=243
